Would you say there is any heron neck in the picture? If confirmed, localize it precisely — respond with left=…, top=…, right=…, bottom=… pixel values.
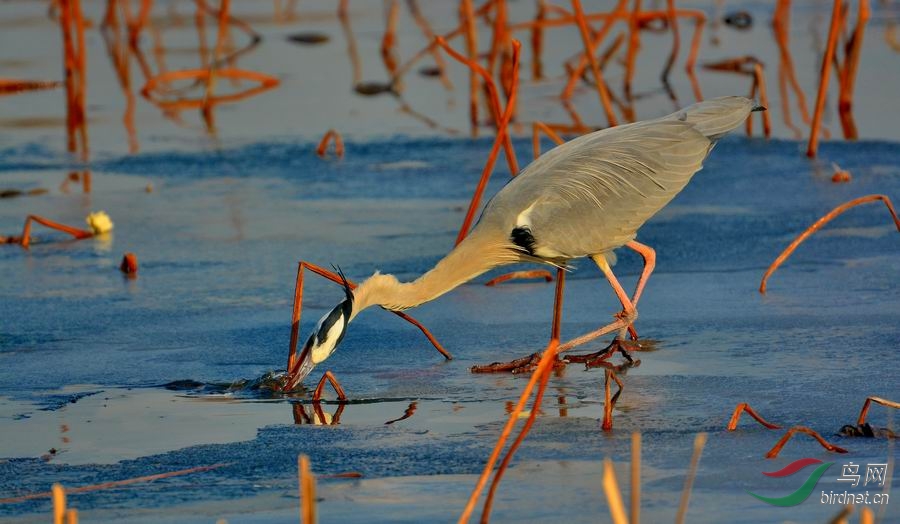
left=351, top=229, right=514, bottom=316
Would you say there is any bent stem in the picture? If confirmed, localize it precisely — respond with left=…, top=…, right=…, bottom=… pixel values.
left=531, top=121, right=565, bottom=159
left=446, top=39, right=522, bottom=245
left=759, top=195, right=900, bottom=293
left=571, top=0, right=617, bottom=126
left=857, top=396, right=900, bottom=426
left=727, top=402, right=783, bottom=431
left=19, top=215, right=94, bottom=249
left=765, top=426, right=848, bottom=458
left=435, top=36, right=518, bottom=175
left=316, top=129, right=345, bottom=159
left=313, top=371, right=348, bottom=402
left=602, top=369, right=624, bottom=431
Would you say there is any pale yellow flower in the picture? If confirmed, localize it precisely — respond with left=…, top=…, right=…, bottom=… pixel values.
left=85, top=211, right=114, bottom=235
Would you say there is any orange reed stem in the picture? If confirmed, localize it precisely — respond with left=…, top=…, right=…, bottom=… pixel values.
left=380, top=0, right=400, bottom=79
left=531, top=121, right=565, bottom=159
left=316, top=129, right=345, bottom=158
left=571, top=0, right=618, bottom=126
left=460, top=0, right=479, bottom=133
left=384, top=401, right=418, bottom=424
left=484, top=269, right=554, bottom=286
left=299, top=455, right=316, bottom=524
left=0, top=79, right=62, bottom=94
left=141, top=68, right=279, bottom=109
left=448, top=39, right=521, bottom=245
left=459, top=340, right=561, bottom=524
left=462, top=270, right=565, bottom=523
left=765, top=426, right=848, bottom=458
left=406, top=0, right=453, bottom=90
left=675, top=433, right=708, bottom=524
left=487, top=0, right=508, bottom=75
left=19, top=215, right=93, bottom=249
left=661, top=0, right=680, bottom=85
left=838, top=0, right=870, bottom=140
left=856, top=396, right=900, bottom=426
left=561, top=0, right=627, bottom=101
left=726, top=402, right=783, bottom=431
left=623, top=0, right=642, bottom=100
left=759, top=195, right=900, bottom=293
left=435, top=36, right=518, bottom=175
left=807, top=0, right=844, bottom=157
left=531, top=0, right=547, bottom=80
left=753, top=63, right=771, bottom=137
left=480, top=347, right=554, bottom=523
left=602, top=370, right=624, bottom=431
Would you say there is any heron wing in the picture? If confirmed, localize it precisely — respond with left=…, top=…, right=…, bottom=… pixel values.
left=484, top=118, right=712, bottom=259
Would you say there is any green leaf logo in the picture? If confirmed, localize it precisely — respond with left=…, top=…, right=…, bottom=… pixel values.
left=747, top=461, right=833, bottom=507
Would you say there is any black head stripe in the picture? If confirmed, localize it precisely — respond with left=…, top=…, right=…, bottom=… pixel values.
left=511, top=226, right=537, bottom=255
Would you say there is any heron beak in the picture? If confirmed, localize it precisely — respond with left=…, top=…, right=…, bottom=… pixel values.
left=284, top=297, right=353, bottom=391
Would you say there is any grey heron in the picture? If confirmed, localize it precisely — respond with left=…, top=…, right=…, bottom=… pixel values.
left=286, top=96, right=763, bottom=389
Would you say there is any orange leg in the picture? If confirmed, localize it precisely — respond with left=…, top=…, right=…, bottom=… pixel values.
left=625, top=240, right=655, bottom=309
left=567, top=240, right=654, bottom=363
left=563, top=254, right=639, bottom=364
left=471, top=267, right=567, bottom=373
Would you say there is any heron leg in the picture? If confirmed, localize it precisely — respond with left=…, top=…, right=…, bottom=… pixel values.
left=625, top=240, right=656, bottom=308
left=562, top=254, right=642, bottom=365
left=611, top=240, right=657, bottom=340
left=471, top=268, right=569, bottom=374
left=470, top=351, right=567, bottom=374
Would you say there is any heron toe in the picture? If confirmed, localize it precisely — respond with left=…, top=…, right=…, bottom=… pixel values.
left=470, top=352, right=567, bottom=374
left=564, top=337, right=642, bottom=366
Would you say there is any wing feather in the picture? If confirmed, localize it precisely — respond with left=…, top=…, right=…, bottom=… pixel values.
left=478, top=96, right=755, bottom=260
left=483, top=120, right=711, bottom=258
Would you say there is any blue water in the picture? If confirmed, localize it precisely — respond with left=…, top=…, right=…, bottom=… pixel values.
left=1, top=134, right=898, bottom=522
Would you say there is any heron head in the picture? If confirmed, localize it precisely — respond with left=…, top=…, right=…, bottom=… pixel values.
left=284, top=270, right=354, bottom=391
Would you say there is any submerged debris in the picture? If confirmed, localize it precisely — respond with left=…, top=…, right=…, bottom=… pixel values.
left=287, top=32, right=330, bottom=45
left=838, top=423, right=896, bottom=438
left=723, top=11, right=753, bottom=30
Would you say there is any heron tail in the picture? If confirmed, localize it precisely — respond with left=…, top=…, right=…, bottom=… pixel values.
left=668, top=96, right=759, bottom=141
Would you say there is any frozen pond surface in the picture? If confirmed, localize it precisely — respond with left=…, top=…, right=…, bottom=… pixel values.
left=1, top=0, right=899, bottom=521
left=1, top=135, right=898, bottom=523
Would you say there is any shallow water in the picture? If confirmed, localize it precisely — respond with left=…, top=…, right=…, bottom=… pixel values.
left=2, top=0, right=899, bottom=522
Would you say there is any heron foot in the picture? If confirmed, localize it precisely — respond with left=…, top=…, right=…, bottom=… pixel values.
left=470, top=352, right=567, bottom=374
left=564, top=337, right=641, bottom=367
